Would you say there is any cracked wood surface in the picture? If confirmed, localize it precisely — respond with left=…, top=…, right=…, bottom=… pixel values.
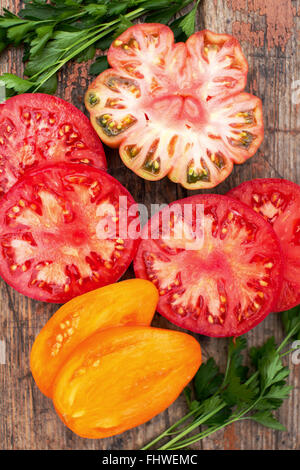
left=0, top=0, right=299, bottom=450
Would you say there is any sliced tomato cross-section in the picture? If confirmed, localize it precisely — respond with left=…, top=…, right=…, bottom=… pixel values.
left=0, top=94, right=107, bottom=197
left=86, top=24, right=263, bottom=190
left=0, top=163, right=139, bottom=303
left=228, top=178, right=300, bottom=311
left=134, top=195, right=283, bottom=337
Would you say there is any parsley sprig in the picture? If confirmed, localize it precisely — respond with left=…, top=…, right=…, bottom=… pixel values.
left=142, top=305, right=300, bottom=450
left=0, top=0, right=199, bottom=96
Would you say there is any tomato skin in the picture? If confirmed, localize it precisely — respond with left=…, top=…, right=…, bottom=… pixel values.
left=0, top=93, right=107, bottom=197
left=52, top=326, right=201, bottom=439
left=30, top=279, right=159, bottom=398
left=228, top=178, right=300, bottom=311
left=86, top=24, right=264, bottom=190
left=134, top=194, right=283, bottom=337
left=0, top=163, right=139, bottom=303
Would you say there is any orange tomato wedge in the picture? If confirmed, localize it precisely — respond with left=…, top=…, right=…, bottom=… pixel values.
left=30, top=279, right=158, bottom=397
left=52, top=326, right=202, bottom=438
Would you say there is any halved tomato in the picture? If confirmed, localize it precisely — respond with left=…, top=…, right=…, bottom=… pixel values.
left=31, top=279, right=158, bottom=398
left=134, top=195, right=283, bottom=337
left=0, top=163, right=139, bottom=303
left=228, top=179, right=300, bottom=311
left=85, top=24, right=263, bottom=189
left=0, top=93, right=107, bottom=196
left=52, top=326, right=201, bottom=439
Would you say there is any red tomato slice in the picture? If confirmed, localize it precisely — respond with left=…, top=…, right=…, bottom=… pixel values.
left=134, top=195, right=283, bottom=337
left=0, top=94, right=107, bottom=197
left=86, top=24, right=263, bottom=190
left=228, top=178, right=300, bottom=311
left=0, top=163, right=139, bottom=303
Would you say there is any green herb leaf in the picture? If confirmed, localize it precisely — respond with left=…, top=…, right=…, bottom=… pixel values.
left=29, top=25, right=54, bottom=57
left=194, top=357, right=223, bottom=402
left=113, top=15, right=134, bottom=38
left=265, top=384, right=293, bottom=401
left=83, top=4, right=107, bottom=18
left=75, top=45, right=96, bottom=63
left=36, top=72, right=58, bottom=94
left=222, top=375, right=255, bottom=407
left=24, top=30, right=87, bottom=76
left=178, top=0, right=200, bottom=37
left=89, top=55, right=108, bottom=75
left=250, top=337, right=276, bottom=368
left=94, top=36, right=113, bottom=51
left=258, top=350, right=283, bottom=391
left=281, top=305, right=300, bottom=340
left=7, top=22, right=37, bottom=44
left=0, top=73, right=35, bottom=94
left=224, top=337, right=248, bottom=384
left=145, top=6, right=179, bottom=25
left=141, top=0, right=179, bottom=10
left=104, top=2, right=129, bottom=17
left=250, top=411, right=286, bottom=431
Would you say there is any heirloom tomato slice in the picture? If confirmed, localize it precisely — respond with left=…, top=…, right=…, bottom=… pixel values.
left=228, top=178, right=300, bottom=311
left=52, top=326, right=201, bottom=438
left=0, top=94, right=106, bottom=197
left=31, top=279, right=159, bottom=398
left=134, top=195, right=283, bottom=337
left=86, top=24, right=263, bottom=189
left=0, top=163, right=139, bottom=303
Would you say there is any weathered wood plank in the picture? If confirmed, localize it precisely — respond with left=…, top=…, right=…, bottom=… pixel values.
left=0, top=0, right=299, bottom=450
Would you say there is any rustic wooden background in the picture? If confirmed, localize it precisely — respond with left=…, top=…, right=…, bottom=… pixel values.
left=0, top=0, right=299, bottom=450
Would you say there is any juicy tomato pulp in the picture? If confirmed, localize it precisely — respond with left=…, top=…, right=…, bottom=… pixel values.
left=86, top=24, right=263, bottom=190
left=0, top=94, right=107, bottom=196
left=52, top=326, right=201, bottom=439
left=134, top=195, right=283, bottom=337
left=228, top=179, right=300, bottom=311
left=0, top=163, right=139, bottom=302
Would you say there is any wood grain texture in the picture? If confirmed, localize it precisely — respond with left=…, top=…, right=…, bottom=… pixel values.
left=0, top=0, right=299, bottom=450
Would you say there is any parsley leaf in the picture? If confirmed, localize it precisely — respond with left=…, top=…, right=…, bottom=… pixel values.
left=0, top=0, right=195, bottom=96
left=194, top=357, right=223, bottom=401
left=0, top=73, right=35, bottom=94
left=250, top=411, right=287, bottom=431
left=281, top=305, right=300, bottom=340
left=83, top=4, right=107, bottom=18
left=89, top=55, right=108, bottom=75
left=178, top=0, right=200, bottom=37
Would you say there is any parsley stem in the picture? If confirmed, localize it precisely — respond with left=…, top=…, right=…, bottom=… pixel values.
left=277, top=321, right=300, bottom=352
left=141, top=407, right=201, bottom=450
left=159, top=398, right=263, bottom=450
left=142, top=402, right=226, bottom=450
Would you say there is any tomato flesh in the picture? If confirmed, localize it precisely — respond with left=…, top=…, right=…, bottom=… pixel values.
left=134, top=195, right=283, bottom=337
left=53, top=326, right=201, bottom=439
left=0, top=163, right=139, bottom=303
left=86, top=24, right=263, bottom=189
left=30, top=279, right=158, bottom=397
left=228, top=178, right=300, bottom=311
left=0, top=94, right=106, bottom=197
